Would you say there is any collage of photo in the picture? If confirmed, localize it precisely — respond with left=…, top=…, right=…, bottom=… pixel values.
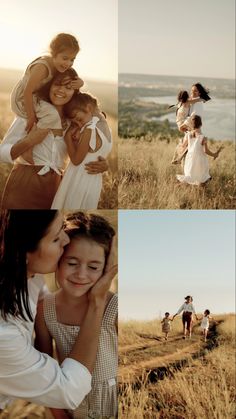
left=0, top=0, right=235, bottom=418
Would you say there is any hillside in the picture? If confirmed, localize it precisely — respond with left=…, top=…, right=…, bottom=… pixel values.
left=119, top=315, right=236, bottom=418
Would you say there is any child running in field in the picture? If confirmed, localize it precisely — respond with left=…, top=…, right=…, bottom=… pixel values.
left=51, top=92, right=112, bottom=209
left=11, top=33, right=83, bottom=133
left=200, top=309, right=212, bottom=342
left=35, top=212, right=118, bottom=419
left=161, top=312, right=172, bottom=340
left=176, top=115, right=223, bottom=185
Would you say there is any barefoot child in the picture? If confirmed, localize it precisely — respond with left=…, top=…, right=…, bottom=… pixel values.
left=51, top=92, right=112, bottom=209
left=176, top=115, right=223, bottom=185
left=11, top=33, right=83, bottom=133
left=200, top=309, right=212, bottom=342
left=35, top=212, right=118, bottom=419
left=161, top=312, right=172, bottom=340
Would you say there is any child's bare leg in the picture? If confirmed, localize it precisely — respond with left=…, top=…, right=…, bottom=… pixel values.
left=21, top=147, right=34, bottom=164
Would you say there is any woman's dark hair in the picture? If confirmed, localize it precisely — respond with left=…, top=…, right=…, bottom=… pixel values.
left=64, top=212, right=115, bottom=263
left=0, top=210, right=58, bottom=321
left=193, top=83, right=211, bottom=101
left=178, top=90, right=189, bottom=104
left=205, top=309, right=210, bottom=315
left=37, top=68, right=79, bottom=103
left=165, top=312, right=170, bottom=316
left=191, top=115, right=202, bottom=129
left=185, top=295, right=192, bottom=300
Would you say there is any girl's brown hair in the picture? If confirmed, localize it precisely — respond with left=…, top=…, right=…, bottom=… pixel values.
left=64, top=212, right=115, bottom=262
left=50, top=33, right=80, bottom=56
left=64, top=92, right=98, bottom=118
left=191, top=115, right=202, bottom=129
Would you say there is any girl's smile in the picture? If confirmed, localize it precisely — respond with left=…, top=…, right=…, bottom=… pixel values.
left=56, top=237, right=105, bottom=298
left=53, top=49, right=77, bottom=73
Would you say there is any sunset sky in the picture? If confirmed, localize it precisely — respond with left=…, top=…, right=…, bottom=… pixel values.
left=119, top=211, right=235, bottom=320
left=119, top=0, right=235, bottom=79
left=0, top=0, right=117, bottom=82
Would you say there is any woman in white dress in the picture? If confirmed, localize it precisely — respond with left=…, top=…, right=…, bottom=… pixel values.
left=176, top=115, right=222, bottom=185
left=51, top=93, right=112, bottom=210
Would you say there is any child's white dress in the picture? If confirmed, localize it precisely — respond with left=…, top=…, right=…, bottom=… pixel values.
left=11, top=57, right=62, bottom=129
left=51, top=116, right=112, bottom=209
left=201, top=316, right=209, bottom=330
left=43, top=293, right=118, bottom=418
left=176, top=132, right=210, bottom=185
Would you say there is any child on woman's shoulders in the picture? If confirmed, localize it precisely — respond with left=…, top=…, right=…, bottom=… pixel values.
left=11, top=32, right=83, bottom=134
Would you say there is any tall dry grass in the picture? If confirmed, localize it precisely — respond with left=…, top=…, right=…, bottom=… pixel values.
left=119, top=314, right=236, bottom=419
left=0, top=93, right=118, bottom=209
left=118, top=136, right=235, bottom=209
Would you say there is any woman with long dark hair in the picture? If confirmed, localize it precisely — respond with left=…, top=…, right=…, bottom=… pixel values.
left=0, top=70, right=107, bottom=209
left=0, top=210, right=117, bottom=411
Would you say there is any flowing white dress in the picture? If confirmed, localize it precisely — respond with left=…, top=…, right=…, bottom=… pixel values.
left=51, top=116, right=112, bottom=209
left=176, top=132, right=210, bottom=185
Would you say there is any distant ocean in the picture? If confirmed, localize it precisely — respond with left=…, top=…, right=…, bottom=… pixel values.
left=119, top=74, right=235, bottom=141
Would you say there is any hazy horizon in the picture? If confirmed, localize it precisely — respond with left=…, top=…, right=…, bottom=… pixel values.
left=119, top=72, right=235, bottom=82
left=0, top=0, right=117, bottom=83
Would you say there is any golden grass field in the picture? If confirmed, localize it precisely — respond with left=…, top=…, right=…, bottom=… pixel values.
left=0, top=92, right=117, bottom=209
left=119, top=314, right=236, bottom=418
left=118, top=135, right=236, bottom=209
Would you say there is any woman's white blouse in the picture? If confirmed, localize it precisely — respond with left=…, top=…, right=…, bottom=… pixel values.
left=177, top=302, right=196, bottom=314
left=189, top=102, right=204, bottom=118
left=0, top=275, right=91, bottom=409
left=0, top=117, right=68, bottom=175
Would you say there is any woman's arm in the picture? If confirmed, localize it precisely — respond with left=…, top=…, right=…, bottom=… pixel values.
left=10, top=127, right=50, bottom=160
left=187, top=97, right=203, bottom=105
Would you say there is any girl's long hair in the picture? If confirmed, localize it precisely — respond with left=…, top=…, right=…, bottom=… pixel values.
left=0, top=210, right=58, bottom=321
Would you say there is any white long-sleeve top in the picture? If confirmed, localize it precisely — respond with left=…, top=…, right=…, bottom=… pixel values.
left=0, top=117, right=68, bottom=175
left=176, top=302, right=196, bottom=315
left=0, top=275, right=91, bottom=410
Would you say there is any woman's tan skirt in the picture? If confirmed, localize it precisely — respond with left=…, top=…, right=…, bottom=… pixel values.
left=1, top=164, right=62, bottom=209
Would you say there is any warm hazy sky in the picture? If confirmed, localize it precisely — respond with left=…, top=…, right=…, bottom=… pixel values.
left=0, top=0, right=117, bottom=82
left=119, top=0, right=235, bottom=79
left=119, top=211, right=235, bottom=320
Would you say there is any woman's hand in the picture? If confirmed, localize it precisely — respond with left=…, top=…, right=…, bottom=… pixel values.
left=85, top=156, right=109, bottom=174
left=88, top=237, right=118, bottom=305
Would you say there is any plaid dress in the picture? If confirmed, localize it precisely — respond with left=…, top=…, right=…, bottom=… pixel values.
left=43, top=293, right=118, bottom=419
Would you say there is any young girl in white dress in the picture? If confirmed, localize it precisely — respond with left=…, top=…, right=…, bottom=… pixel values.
left=51, top=93, right=112, bottom=210
left=176, top=115, right=223, bottom=185
left=35, top=212, right=118, bottom=419
left=11, top=33, right=83, bottom=133
left=200, top=309, right=212, bottom=342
